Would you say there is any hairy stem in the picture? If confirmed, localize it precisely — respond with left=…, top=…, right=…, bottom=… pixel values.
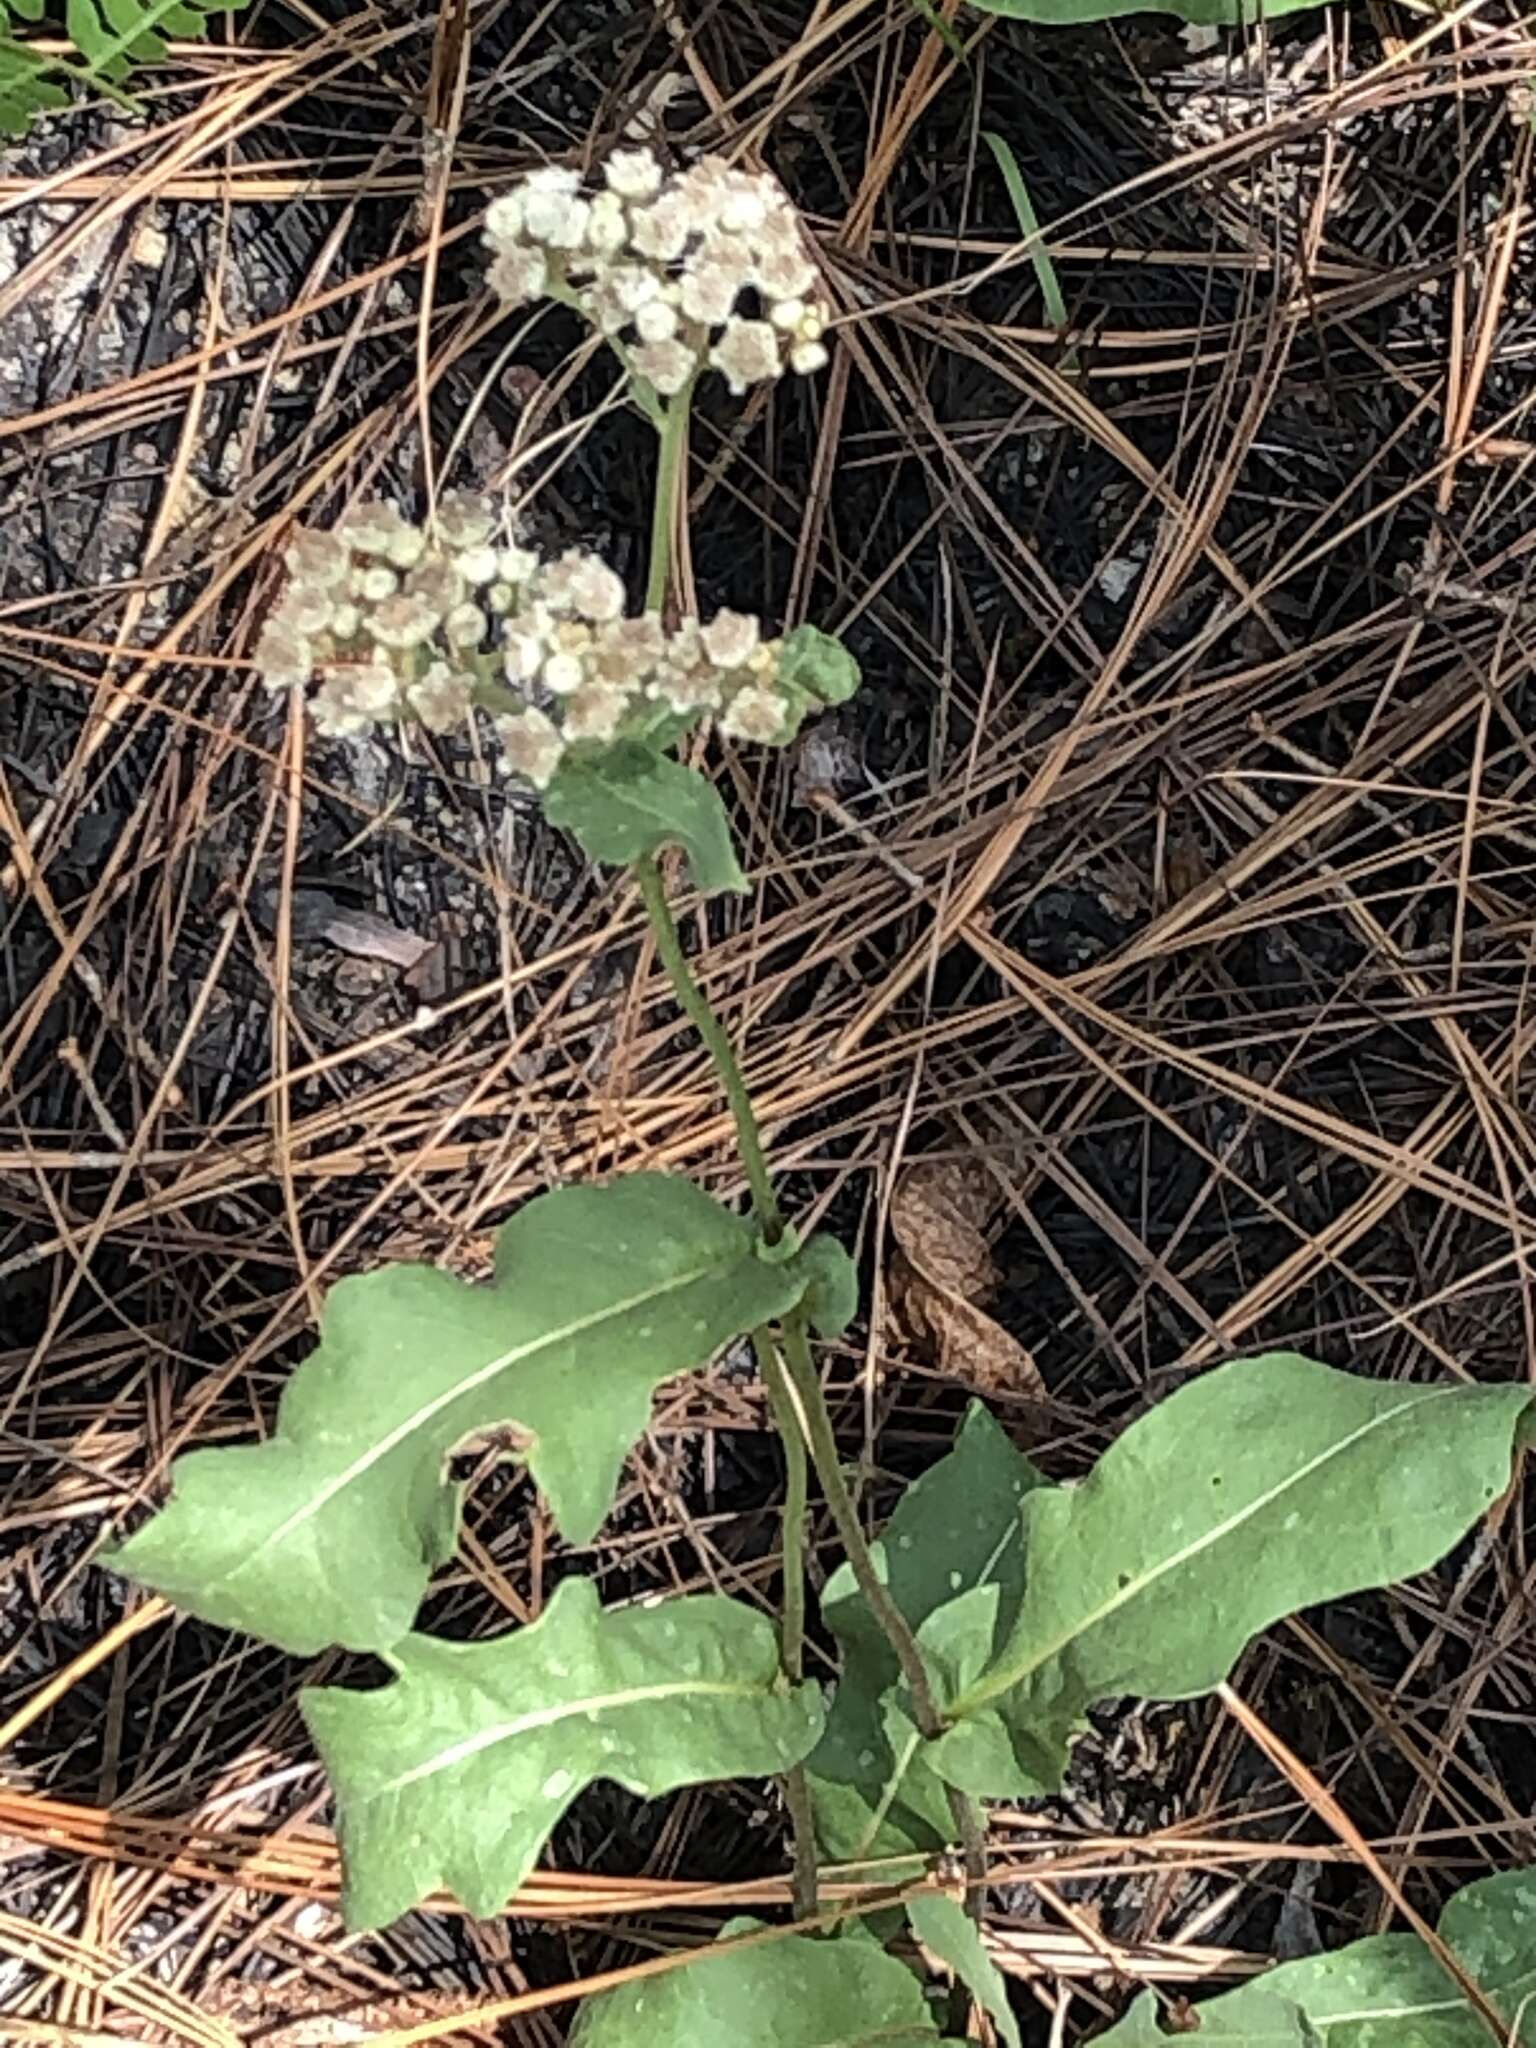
left=633, top=854, right=783, bottom=1240
left=779, top=1311, right=944, bottom=1741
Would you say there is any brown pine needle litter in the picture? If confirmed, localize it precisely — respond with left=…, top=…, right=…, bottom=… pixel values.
left=4, top=0, right=1536, bottom=2040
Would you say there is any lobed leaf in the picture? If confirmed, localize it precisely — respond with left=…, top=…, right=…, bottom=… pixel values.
left=302, top=1579, right=823, bottom=1929
left=933, top=1355, right=1530, bottom=1794
left=571, top=1917, right=945, bottom=2045
left=63, top=0, right=250, bottom=80
left=0, top=33, right=66, bottom=131
left=807, top=1401, right=1045, bottom=1863
left=545, top=745, right=746, bottom=895
left=114, top=1175, right=818, bottom=1655
left=1097, top=1866, right=1536, bottom=2044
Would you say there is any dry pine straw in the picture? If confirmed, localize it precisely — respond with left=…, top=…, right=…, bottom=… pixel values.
left=2, top=0, right=1536, bottom=2040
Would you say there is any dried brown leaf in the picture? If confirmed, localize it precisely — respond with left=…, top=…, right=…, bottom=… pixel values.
left=890, top=1158, right=998, bottom=1300
left=889, top=1159, right=1046, bottom=1401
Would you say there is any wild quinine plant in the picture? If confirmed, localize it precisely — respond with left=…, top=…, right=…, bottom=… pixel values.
left=113, top=146, right=1536, bottom=2044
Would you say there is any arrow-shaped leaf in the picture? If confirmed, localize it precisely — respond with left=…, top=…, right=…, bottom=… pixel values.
left=933, top=1355, right=1530, bottom=1792
left=114, top=1175, right=816, bottom=1655
left=302, top=1579, right=822, bottom=1929
left=1098, top=1866, right=1536, bottom=2043
left=571, top=1917, right=945, bottom=2046
left=807, top=1401, right=1045, bottom=1864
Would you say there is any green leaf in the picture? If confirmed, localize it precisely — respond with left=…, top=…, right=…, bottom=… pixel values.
left=1097, top=1990, right=1315, bottom=2043
left=64, top=0, right=250, bottom=78
left=968, top=0, right=1324, bottom=24
left=1097, top=1866, right=1536, bottom=2044
left=908, top=1892, right=1021, bottom=2048
left=936, top=1355, right=1530, bottom=1792
left=114, top=1175, right=815, bottom=1655
left=808, top=1401, right=1045, bottom=1863
left=903, top=0, right=969, bottom=56
left=0, top=34, right=66, bottom=131
left=797, top=1233, right=860, bottom=1339
left=571, top=1917, right=945, bottom=2046
left=546, top=745, right=746, bottom=895
left=777, top=624, right=861, bottom=708
left=980, top=132, right=1069, bottom=335
left=301, top=1579, right=822, bottom=1929
left=0, top=0, right=250, bottom=130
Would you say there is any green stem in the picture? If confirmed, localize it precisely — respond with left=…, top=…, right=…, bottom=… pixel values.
left=943, top=1785, right=992, bottom=2033
left=759, top=1335, right=808, bottom=1677
left=946, top=1784, right=989, bottom=1909
left=646, top=387, right=694, bottom=614
left=633, top=853, right=783, bottom=1241
left=756, top=1328, right=818, bottom=1917
left=779, top=1311, right=944, bottom=1741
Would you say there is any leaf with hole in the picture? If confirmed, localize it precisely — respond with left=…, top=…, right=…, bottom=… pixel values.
left=302, top=1579, right=822, bottom=1929
left=571, top=1917, right=946, bottom=2046
left=114, top=1175, right=819, bottom=1655
left=930, top=1355, right=1530, bottom=1797
left=807, top=1400, right=1046, bottom=1864
left=545, top=745, right=746, bottom=894
left=1097, top=1866, right=1536, bottom=2044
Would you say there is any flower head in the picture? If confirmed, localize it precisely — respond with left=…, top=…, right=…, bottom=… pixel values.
left=563, top=682, right=630, bottom=742
left=498, top=706, right=565, bottom=787
left=605, top=147, right=664, bottom=200
left=312, top=660, right=402, bottom=735
left=720, top=685, right=787, bottom=742
left=481, top=148, right=833, bottom=399
left=283, top=528, right=351, bottom=588
left=409, top=662, right=476, bottom=734
left=257, top=500, right=844, bottom=788
left=709, top=317, right=780, bottom=395
left=701, top=608, right=760, bottom=670
left=254, top=616, right=313, bottom=692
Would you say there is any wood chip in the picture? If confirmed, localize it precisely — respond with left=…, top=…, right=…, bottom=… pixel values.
left=319, top=903, right=434, bottom=971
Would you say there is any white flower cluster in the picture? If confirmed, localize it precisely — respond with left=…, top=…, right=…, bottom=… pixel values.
left=251, top=494, right=806, bottom=786
left=495, top=566, right=794, bottom=786
left=482, top=148, right=830, bottom=397
left=252, top=492, right=514, bottom=739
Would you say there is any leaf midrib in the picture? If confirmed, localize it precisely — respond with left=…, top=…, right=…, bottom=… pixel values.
left=1312, top=1993, right=1466, bottom=2028
left=365, top=1676, right=778, bottom=1795
left=954, top=1382, right=1464, bottom=1717
left=218, top=1251, right=741, bottom=1587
